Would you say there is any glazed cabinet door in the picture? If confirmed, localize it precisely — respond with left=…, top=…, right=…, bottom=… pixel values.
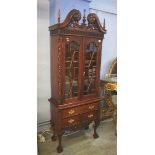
left=63, top=36, right=83, bottom=102
left=82, top=38, right=102, bottom=98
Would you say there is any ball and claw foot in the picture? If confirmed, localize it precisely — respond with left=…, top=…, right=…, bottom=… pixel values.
left=93, top=133, right=99, bottom=139
left=57, top=145, right=63, bottom=153
left=93, top=122, right=99, bottom=139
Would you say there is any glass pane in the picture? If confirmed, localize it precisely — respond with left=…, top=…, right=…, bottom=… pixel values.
left=83, top=42, right=97, bottom=95
left=65, top=41, right=79, bottom=99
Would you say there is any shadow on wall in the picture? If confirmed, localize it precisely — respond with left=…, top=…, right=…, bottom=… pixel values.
left=37, top=0, right=51, bottom=125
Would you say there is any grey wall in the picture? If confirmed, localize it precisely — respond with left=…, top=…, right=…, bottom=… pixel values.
left=49, top=0, right=91, bottom=25
left=90, top=0, right=117, bottom=79
left=37, top=0, right=50, bottom=125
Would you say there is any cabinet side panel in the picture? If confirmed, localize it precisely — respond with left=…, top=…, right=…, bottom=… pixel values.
left=50, top=35, right=59, bottom=100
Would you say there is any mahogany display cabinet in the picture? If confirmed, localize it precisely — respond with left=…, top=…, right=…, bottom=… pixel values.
left=48, top=9, right=106, bottom=153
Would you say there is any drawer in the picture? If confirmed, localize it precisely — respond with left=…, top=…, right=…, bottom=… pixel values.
left=81, top=111, right=98, bottom=123
left=84, top=102, right=99, bottom=112
left=62, top=102, right=100, bottom=118
left=62, top=115, right=80, bottom=128
left=62, top=107, right=80, bottom=118
left=62, top=111, right=99, bottom=129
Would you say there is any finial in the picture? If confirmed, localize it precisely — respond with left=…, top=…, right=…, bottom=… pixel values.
left=82, top=9, right=86, bottom=26
left=103, top=18, right=105, bottom=28
left=84, top=9, right=86, bottom=16
left=58, top=9, right=60, bottom=24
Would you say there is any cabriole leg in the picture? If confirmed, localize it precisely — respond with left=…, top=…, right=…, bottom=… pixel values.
left=93, top=121, right=99, bottom=139
left=57, top=133, right=63, bottom=153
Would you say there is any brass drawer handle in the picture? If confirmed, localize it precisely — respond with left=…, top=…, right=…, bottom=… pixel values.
left=88, top=114, right=93, bottom=118
left=68, top=119, right=75, bottom=124
left=88, top=105, right=95, bottom=110
left=68, top=109, right=75, bottom=115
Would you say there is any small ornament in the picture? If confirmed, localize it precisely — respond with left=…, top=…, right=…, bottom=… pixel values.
left=82, top=9, right=86, bottom=26
left=58, top=9, right=60, bottom=24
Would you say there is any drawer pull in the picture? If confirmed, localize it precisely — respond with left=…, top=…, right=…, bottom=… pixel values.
left=89, top=105, right=95, bottom=110
left=68, top=119, right=75, bottom=124
left=68, top=109, right=75, bottom=115
left=88, top=114, right=94, bottom=118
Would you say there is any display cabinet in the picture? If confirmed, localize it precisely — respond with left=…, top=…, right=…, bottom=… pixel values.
left=48, top=9, right=106, bottom=153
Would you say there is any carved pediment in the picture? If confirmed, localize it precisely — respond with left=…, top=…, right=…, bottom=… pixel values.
left=49, top=9, right=106, bottom=36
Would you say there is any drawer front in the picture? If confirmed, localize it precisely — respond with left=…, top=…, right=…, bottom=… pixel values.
left=81, top=111, right=98, bottom=123
left=62, top=115, right=79, bottom=128
left=62, top=111, right=99, bottom=130
left=62, top=102, right=100, bottom=118
left=62, top=107, right=80, bottom=118
left=84, top=102, right=99, bottom=112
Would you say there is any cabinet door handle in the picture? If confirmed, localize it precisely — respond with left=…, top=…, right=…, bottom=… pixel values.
left=88, top=114, right=93, bottom=118
left=68, top=109, right=75, bottom=115
left=88, top=105, right=95, bottom=110
left=68, top=119, right=75, bottom=124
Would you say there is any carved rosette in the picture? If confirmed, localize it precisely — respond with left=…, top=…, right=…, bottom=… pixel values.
left=57, top=37, right=62, bottom=98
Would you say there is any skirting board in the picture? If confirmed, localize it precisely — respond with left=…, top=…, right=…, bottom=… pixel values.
left=37, top=120, right=51, bottom=132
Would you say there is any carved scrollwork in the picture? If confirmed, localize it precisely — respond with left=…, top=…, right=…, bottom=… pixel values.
left=87, top=13, right=105, bottom=32
left=50, top=28, right=104, bottom=38
left=62, top=9, right=81, bottom=28
left=57, top=37, right=62, bottom=97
